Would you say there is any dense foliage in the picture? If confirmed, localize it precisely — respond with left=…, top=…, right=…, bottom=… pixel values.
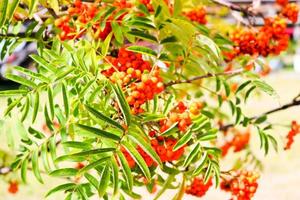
left=0, top=0, right=299, bottom=199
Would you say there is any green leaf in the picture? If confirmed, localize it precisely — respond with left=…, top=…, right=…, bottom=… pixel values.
left=50, top=168, right=78, bottom=177
left=32, top=91, right=40, bottom=123
left=0, top=0, right=8, bottom=28
left=7, top=0, right=20, bottom=21
left=253, top=80, right=277, bottom=97
left=62, top=141, right=93, bottom=149
left=173, top=130, right=192, bottom=151
left=193, top=152, right=208, bottom=176
left=116, top=150, right=133, bottom=190
left=41, top=142, right=51, bottom=173
left=183, top=143, right=201, bottom=168
left=203, top=161, right=213, bottom=183
left=111, top=83, right=131, bottom=126
left=126, top=46, right=157, bottom=57
left=98, top=163, right=110, bottom=197
left=199, top=129, right=218, bottom=141
left=154, top=174, right=175, bottom=200
left=101, top=32, right=113, bottom=56
left=255, top=115, right=267, bottom=124
left=85, top=104, right=124, bottom=131
left=21, top=159, right=28, bottom=183
left=163, top=95, right=174, bottom=114
left=160, top=122, right=178, bottom=136
left=6, top=74, right=37, bottom=88
left=111, top=157, right=119, bottom=196
left=21, top=96, right=30, bottom=122
left=84, top=173, right=98, bottom=189
left=48, top=87, right=55, bottom=120
left=128, top=131, right=162, bottom=167
left=0, top=90, right=28, bottom=97
left=32, top=148, right=43, bottom=183
left=267, top=134, right=278, bottom=152
left=28, top=126, right=45, bottom=139
left=14, top=66, right=50, bottom=83
left=236, top=80, right=252, bottom=94
left=173, top=0, right=182, bottom=16
left=122, top=140, right=151, bottom=181
left=111, top=21, right=124, bottom=44
left=62, top=82, right=70, bottom=118
left=245, top=86, right=256, bottom=102
left=4, top=98, right=21, bottom=116
left=30, top=54, right=56, bottom=72
left=55, top=148, right=115, bottom=162
left=196, top=34, right=222, bottom=61
left=76, top=124, right=121, bottom=141
left=172, top=175, right=185, bottom=200
left=160, top=36, right=177, bottom=44
left=46, top=183, right=76, bottom=197
left=77, top=185, right=88, bottom=200
left=235, top=107, right=242, bottom=124
left=78, top=156, right=111, bottom=174
left=127, top=30, right=158, bottom=42
left=29, top=0, right=39, bottom=16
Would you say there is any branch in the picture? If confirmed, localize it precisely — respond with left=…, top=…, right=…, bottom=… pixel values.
left=47, top=8, right=59, bottom=19
left=211, top=0, right=264, bottom=18
left=220, top=93, right=300, bottom=131
left=165, top=68, right=244, bottom=87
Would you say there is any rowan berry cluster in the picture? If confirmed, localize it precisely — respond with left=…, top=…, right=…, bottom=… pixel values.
left=120, top=133, right=185, bottom=168
left=276, top=0, right=288, bottom=7
left=104, top=48, right=164, bottom=114
left=281, top=3, right=299, bottom=23
left=139, top=0, right=155, bottom=12
left=184, top=7, right=207, bottom=25
left=159, top=101, right=193, bottom=132
left=55, top=0, right=130, bottom=40
left=127, top=70, right=164, bottom=114
left=185, top=178, right=212, bottom=197
left=139, top=0, right=169, bottom=12
left=8, top=181, right=19, bottom=194
left=221, top=170, right=259, bottom=200
left=221, top=129, right=250, bottom=157
left=150, top=133, right=185, bottom=162
left=120, top=146, right=136, bottom=168
left=55, top=0, right=98, bottom=40
left=229, top=16, right=289, bottom=58
left=284, top=120, right=300, bottom=150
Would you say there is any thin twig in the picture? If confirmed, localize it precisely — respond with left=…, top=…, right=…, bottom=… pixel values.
left=220, top=93, right=300, bottom=131
left=165, top=68, right=244, bottom=87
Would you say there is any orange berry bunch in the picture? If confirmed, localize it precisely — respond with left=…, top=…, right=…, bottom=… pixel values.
left=281, top=3, right=299, bottom=23
left=185, top=178, right=212, bottom=197
left=8, top=181, right=19, bottom=194
left=160, top=101, right=192, bottom=133
left=120, top=146, right=136, bottom=168
left=221, top=129, right=250, bottom=156
left=103, top=48, right=164, bottom=114
left=221, top=171, right=259, bottom=200
left=229, top=16, right=289, bottom=59
left=139, top=0, right=169, bottom=12
left=55, top=0, right=99, bottom=40
left=104, top=48, right=152, bottom=77
left=139, top=0, right=155, bottom=12
left=276, top=0, right=288, bottom=7
left=55, top=0, right=131, bottom=40
left=184, top=7, right=207, bottom=25
left=284, top=120, right=300, bottom=150
left=127, top=70, right=164, bottom=114
left=150, top=136, right=185, bottom=162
